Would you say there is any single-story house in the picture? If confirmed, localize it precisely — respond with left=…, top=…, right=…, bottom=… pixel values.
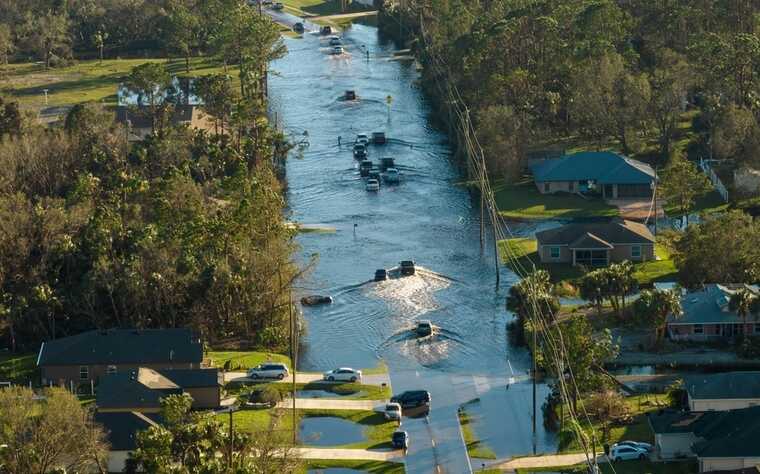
left=94, top=411, right=160, bottom=473
left=96, top=367, right=222, bottom=412
left=648, top=406, right=760, bottom=471
left=686, top=372, right=760, bottom=412
left=667, top=285, right=760, bottom=342
left=115, top=104, right=214, bottom=141
left=530, top=151, right=655, bottom=199
left=535, top=219, right=655, bottom=266
left=37, top=328, right=204, bottom=388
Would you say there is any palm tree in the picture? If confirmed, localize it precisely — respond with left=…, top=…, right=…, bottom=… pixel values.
left=635, top=289, right=682, bottom=345
left=729, top=288, right=758, bottom=340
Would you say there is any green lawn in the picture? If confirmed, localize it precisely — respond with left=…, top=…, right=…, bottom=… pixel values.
left=0, top=57, right=237, bottom=108
left=302, top=460, right=405, bottom=473
left=458, top=403, right=497, bottom=460
left=517, top=460, right=697, bottom=474
left=0, top=352, right=38, bottom=384
left=217, top=408, right=276, bottom=434
left=558, top=394, right=668, bottom=454
left=493, top=179, right=619, bottom=221
left=299, top=409, right=397, bottom=450
left=499, top=238, right=676, bottom=285
left=207, top=350, right=292, bottom=371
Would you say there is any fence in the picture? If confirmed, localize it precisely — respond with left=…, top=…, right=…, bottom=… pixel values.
left=699, top=157, right=729, bottom=202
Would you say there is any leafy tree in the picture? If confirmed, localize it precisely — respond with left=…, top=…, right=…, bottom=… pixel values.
left=194, top=74, right=235, bottom=136
left=586, top=389, right=629, bottom=441
left=126, top=62, right=172, bottom=135
left=634, top=288, right=682, bottom=345
left=475, top=105, right=526, bottom=181
left=166, top=1, right=200, bottom=73
left=129, top=393, right=300, bottom=473
left=674, top=211, right=760, bottom=287
left=647, top=50, right=692, bottom=158
left=0, top=23, right=14, bottom=66
left=93, top=29, right=107, bottom=62
left=578, top=270, right=607, bottom=316
left=0, top=386, right=109, bottom=473
left=19, top=10, right=71, bottom=69
left=658, top=151, right=711, bottom=226
left=507, top=269, right=559, bottom=345
left=580, top=262, right=636, bottom=317
left=536, top=315, right=618, bottom=411
left=0, top=96, right=21, bottom=137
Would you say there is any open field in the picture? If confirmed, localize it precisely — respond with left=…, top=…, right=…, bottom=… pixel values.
left=0, top=57, right=237, bottom=108
left=499, top=238, right=677, bottom=284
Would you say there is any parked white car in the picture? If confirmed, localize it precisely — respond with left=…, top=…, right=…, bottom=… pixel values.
left=609, top=444, right=648, bottom=462
left=323, top=367, right=362, bottom=382
left=366, top=179, right=380, bottom=191
left=247, top=362, right=289, bottom=380
left=615, top=441, right=653, bottom=452
left=384, top=402, right=402, bottom=421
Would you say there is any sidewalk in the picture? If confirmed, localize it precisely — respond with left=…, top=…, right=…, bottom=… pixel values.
left=294, top=447, right=402, bottom=461
left=490, top=453, right=599, bottom=471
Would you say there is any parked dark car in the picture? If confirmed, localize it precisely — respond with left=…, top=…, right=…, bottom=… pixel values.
left=400, top=260, right=415, bottom=276
left=359, top=160, right=373, bottom=177
left=390, top=390, right=430, bottom=408
left=391, top=430, right=409, bottom=450
left=374, top=269, right=388, bottom=281
left=372, top=132, right=386, bottom=144
left=379, top=157, right=395, bottom=171
left=353, top=144, right=367, bottom=159
left=293, top=22, right=304, bottom=33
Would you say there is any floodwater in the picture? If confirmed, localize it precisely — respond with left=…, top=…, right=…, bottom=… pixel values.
left=270, top=22, right=557, bottom=473
left=300, top=416, right=366, bottom=446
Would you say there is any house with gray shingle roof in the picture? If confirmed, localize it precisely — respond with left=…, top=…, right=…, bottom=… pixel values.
left=37, top=328, right=203, bottom=388
left=667, top=285, right=760, bottom=342
left=535, top=219, right=655, bottom=266
left=686, top=372, right=760, bottom=411
left=648, top=406, right=760, bottom=470
left=530, top=151, right=655, bottom=199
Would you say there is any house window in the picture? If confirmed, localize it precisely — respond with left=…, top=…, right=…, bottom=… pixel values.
left=544, top=183, right=550, bottom=193
left=575, top=250, right=608, bottom=266
left=755, top=324, right=760, bottom=335
left=79, top=366, right=89, bottom=380
left=550, top=247, right=560, bottom=259
left=106, top=365, right=117, bottom=375
left=631, top=245, right=641, bottom=259
left=693, top=324, right=704, bottom=334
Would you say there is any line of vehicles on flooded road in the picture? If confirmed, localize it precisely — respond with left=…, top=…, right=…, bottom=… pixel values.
left=350, top=133, right=403, bottom=192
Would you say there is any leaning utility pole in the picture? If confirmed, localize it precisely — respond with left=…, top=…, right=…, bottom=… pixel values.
left=290, top=289, right=297, bottom=444
left=532, top=317, right=537, bottom=455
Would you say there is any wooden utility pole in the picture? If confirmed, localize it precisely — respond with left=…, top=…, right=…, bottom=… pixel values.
left=290, top=290, right=297, bottom=445
left=532, top=320, right=537, bottom=455
left=653, top=168, right=658, bottom=236
left=228, top=408, right=234, bottom=468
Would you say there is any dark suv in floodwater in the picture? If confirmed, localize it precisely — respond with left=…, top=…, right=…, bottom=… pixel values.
left=390, top=390, right=430, bottom=408
left=399, top=260, right=415, bottom=276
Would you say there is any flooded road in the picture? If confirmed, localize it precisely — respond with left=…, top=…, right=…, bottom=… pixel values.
left=269, top=23, right=556, bottom=472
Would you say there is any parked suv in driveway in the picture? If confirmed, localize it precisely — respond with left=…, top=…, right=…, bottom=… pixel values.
left=609, top=445, right=648, bottom=462
left=390, top=390, right=430, bottom=408
left=247, top=363, right=289, bottom=380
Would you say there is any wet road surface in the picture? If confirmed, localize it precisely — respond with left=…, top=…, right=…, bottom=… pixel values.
left=269, top=22, right=557, bottom=473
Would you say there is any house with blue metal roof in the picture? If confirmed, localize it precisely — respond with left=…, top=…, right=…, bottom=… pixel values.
left=530, top=151, right=655, bottom=199
left=667, top=284, right=760, bottom=342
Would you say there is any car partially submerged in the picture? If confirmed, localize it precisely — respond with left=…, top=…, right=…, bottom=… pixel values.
left=374, top=268, right=388, bottom=281
left=384, top=402, right=402, bottom=421
left=415, top=320, right=433, bottom=337
left=366, top=179, right=380, bottom=192
left=400, top=260, right=415, bottom=276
